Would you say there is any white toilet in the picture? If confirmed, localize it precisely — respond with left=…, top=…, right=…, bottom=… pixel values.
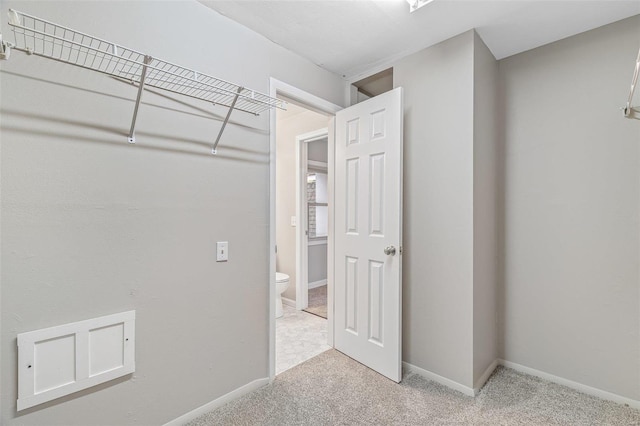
left=275, top=272, right=290, bottom=318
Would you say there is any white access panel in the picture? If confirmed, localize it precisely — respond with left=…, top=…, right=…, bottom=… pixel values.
left=17, top=311, right=135, bottom=411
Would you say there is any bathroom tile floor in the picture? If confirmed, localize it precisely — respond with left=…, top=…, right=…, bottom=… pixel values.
left=276, top=305, right=331, bottom=375
left=303, top=284, right=327, bottom=319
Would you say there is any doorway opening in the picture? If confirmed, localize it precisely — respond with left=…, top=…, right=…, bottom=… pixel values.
left=297, top=128, right=329, bottom=319
left=351, top=67, right=393, bottom=104
left=269, top=78, right=404, bottom=384
left=272, top=92, right=335, bottom=376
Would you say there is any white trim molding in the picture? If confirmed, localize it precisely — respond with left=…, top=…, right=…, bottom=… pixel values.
left=474, top=359, right=499, bottom=395
left=308, top=238, right=328, bottom=247
left=402, top=362, right=475, bottom=397
left=403, top=358, right=640, bottom=407
left=498, top=359, right=640, bottom=409
left=282, top=297, right=296, bottom=308
left=164, top=378, right=269, bottom=426
left=308, top=279, right=327, bottom=289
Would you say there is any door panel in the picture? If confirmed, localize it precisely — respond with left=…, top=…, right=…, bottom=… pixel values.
left=334, top=87, right=403, bottom=382
left=368, top=260, right=384, bottom=346
left=346, top=159, right=360, bottom=234
left=369, top=153, right=385, bottom=236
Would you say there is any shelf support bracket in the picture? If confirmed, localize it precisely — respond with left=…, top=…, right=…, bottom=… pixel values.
left=212, top=86, right=243, bottom=155
left=128, top=55, right=152, bottom=144
left=0, top=33, right=13, bottom=60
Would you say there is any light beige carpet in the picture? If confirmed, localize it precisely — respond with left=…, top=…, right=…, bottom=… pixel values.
left=187, top=349, right=640, bottom=426
left=303, top=285, right=327, bottom=319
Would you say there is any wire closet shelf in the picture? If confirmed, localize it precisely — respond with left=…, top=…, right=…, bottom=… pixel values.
left=0, top=9, right=287, bottom=152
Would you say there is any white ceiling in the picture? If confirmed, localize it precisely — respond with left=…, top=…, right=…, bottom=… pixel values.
left=199, top=0, right=640, bottom=80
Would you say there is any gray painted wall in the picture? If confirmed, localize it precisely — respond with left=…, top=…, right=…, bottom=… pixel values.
left=275, top=109, right=329, bottom=301
left=395, top=18, right=638, bottom=398
left=308, top=244, right=328, bottom=284
left=308, top=138, right=328, bottom=163
left=472, top=32, right=499, bottom=386
left=2, top=2, right=638, bottom=423
left=0, top=1, right=345, bottom=424
left=395, top=30, right=500, bottom=389
left=395, top=31, right=476, bottom=388
left=499, top=15, right=640, bottom=400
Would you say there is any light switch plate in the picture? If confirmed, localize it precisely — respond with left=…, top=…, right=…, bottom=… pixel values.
left=216, top=241, right=228, bottom=262
left=291, top=216, right=296, bottom=227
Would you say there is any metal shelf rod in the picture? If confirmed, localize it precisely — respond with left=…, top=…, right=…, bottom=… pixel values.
left=128, top=55, right=152, bottom=144
left=212, top=87, right=242, bottom=155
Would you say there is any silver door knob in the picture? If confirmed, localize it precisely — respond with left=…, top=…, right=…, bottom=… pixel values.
left=384, top=246, right=396, bottom=256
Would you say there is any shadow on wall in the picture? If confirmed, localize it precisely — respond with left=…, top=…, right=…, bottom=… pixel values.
left=1, top=71, right=270, bottom=163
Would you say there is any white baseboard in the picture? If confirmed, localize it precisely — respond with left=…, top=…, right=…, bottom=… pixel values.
left=403, top=358, right=639, bottom=408
left=402, top=362, right=475, bottom=397
left=498, top=359, right=640, bottom=410
left=164, top=377, right=269, bottom=426
left=474, top=359, right=499, bottom=395
left=308, top=279, right=327, bottom=289
left=282, top=297, right=296, bottom=308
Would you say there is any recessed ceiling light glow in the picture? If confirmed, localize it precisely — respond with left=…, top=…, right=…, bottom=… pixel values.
left=407, top=0, right=435, bottom=13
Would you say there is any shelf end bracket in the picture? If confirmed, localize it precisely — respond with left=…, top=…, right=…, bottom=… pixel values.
left=128, top=55, right=152, bottom=144
left=0, top=33, right=13, bottom=60
left=212, top=86, right=243, bottom=155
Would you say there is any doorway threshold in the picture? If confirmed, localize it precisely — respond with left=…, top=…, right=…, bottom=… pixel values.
left=276, top=305, right=330, bottom=375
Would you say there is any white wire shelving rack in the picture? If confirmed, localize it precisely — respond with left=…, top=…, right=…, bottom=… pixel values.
left=0, top=9, right=287, bottom=153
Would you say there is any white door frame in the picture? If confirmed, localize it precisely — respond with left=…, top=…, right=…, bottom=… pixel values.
left=295, top=128, right=329, bottom=311
left=269, top=78, right=342, bottom=381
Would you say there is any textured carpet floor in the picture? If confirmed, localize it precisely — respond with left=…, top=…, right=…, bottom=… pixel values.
left=303, top=285, right=327, bottom=319
left=187, top=350, right=640, bottom=425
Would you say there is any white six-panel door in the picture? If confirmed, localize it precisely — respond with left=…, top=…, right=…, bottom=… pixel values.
left=334, top=87, right=403, bottom=382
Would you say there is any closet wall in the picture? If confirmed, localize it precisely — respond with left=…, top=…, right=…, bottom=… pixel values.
left=499, top=15, right=640, bottom=400
left=394, top=31, right=477, bottom=388
left=0, top=1, right=345, bottom=424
